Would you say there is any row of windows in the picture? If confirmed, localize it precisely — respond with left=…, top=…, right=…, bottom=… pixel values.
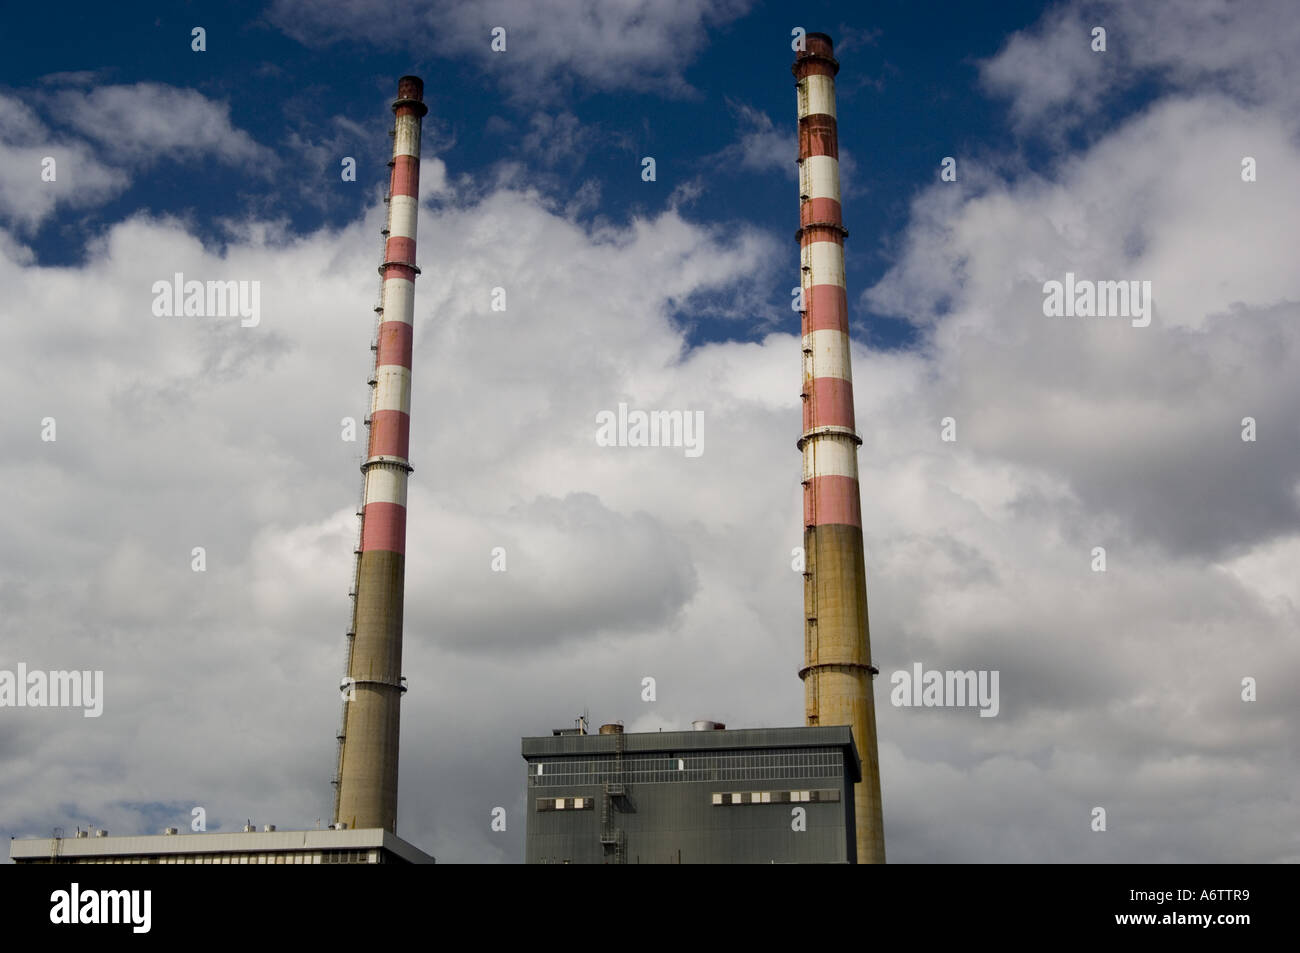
left=536, top=797, right=596, bottom=812
left=38, top=850, right=382, bottom=864
left=712, top=789, right=841, bottom=805
left=533, top=789, right=841, bottom=811
left=529, top=749, right=844, bottom=786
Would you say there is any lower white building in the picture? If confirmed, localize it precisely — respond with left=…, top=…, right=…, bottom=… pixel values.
left=10, top=827, right=434, bottom=864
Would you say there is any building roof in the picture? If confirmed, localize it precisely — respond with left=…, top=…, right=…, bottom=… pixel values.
left=9, top=827, right=434, bottom=864
left=522, top=725, right=862, bottom=783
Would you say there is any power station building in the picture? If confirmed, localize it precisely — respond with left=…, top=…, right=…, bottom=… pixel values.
left=14, top=31, right=889, bottom=868
left=522, top=722, right=861, bottom=864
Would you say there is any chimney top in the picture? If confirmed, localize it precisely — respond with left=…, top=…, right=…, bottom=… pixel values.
left=397, top=75, right=424, bottom=101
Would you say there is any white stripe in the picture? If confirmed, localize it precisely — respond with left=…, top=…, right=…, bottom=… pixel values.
left=801, top=155, right=840, bottom=203
left=803, top=329, right=852, bottom=381
left=380, top=278, right=415, bottom=325
left=802, top=241, right=845, bottom=288
left=372, top=365, right=411, bottom=415
left=393, top=115, right=421, bottom=158
left=802, top=434, right=858, bottom=481
left=364, top=465, right=408, bottom=507
left=802, top=74, right=837, bottom=119
left=388, top=195, right=418, bottom=241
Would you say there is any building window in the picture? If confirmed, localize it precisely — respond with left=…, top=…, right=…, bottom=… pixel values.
left=712, top=788, right=841, bottom=806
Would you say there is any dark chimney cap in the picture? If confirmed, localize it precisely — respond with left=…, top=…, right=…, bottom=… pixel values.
left=397, top=75, right=424, bottom=101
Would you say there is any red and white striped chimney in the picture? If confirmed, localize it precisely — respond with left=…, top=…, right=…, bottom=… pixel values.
left=794, top=34, right=886, bottom=864
left=334, top=75, right=428, bottom=833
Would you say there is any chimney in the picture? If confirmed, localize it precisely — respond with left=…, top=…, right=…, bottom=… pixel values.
left=793, top=33, right=886, bottom=864
left=333, top=76, right=429, bottom=834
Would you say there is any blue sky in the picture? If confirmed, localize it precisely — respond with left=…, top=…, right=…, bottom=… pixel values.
left=2, top=0, right=1299, bottom=864
left=3, top=0, right=1060, bottom=351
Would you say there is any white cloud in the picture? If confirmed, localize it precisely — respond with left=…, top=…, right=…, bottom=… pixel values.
left=520, top=112, right=590, bottom=168
left=52, top=83, right=274, bottom=166
left=0, top=82, right=280, bottom=230
left=981, top=0, right=1300, bottom=131
left=0, top=94, right=128, bottom=230
left=723, top=103, right=794, bottom=177
left=268, top=0, right=755, bottom=99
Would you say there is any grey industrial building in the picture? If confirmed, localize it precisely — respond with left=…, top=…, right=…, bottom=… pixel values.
left=522, top=722, right=860, bottom=864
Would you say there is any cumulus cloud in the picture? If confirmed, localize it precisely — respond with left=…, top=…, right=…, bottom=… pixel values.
left=52, top=83, right=274, bottom=166
left=268, top=0, right=755, bottom=99
left=0, top=178, right=784, bottom=860
left=718, top=102, right=794, bottom=177
left=980, top=0, right=1300, bottom=131
left=0, top=94, right=128, bottom=230
left=0, top=82, right=280, bottom=230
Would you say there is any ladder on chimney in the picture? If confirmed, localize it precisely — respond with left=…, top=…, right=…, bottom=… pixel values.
left=330, top=172, right=393, bottom=820
left=801, top=292, right=821, bottom=726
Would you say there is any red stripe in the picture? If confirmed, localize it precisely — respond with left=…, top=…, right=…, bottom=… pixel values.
left=375, top=321, right=413, bottom=369
left=368, top=410, right=410, bottom=459
left=799, top=224, right=844, bottom=246
left=391, top=154, right=420, bottom=198
left=803, top=376, right=856, bottom=432
left=385, top=236, right=416, bottom=267
left=796, top=59, right=836, bottom=79
left=799, top=115, right=838, bottom=159
left=383, top=263, right=417, bottom=282
left=805, top=284, right=848, bottom=333
left=803, top=474, right=861, bottom=528
left=801, top=197, right=842, bottom=228
left=361, top=501, right=407, bottom=554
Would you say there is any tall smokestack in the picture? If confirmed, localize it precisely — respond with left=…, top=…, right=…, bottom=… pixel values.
left=333, top=76, right=428, bottom=833
left=793, top=34, right=886, bottom=864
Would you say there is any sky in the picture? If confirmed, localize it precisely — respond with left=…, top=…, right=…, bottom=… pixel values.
left=1, top=0, right=1297, bottom=864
